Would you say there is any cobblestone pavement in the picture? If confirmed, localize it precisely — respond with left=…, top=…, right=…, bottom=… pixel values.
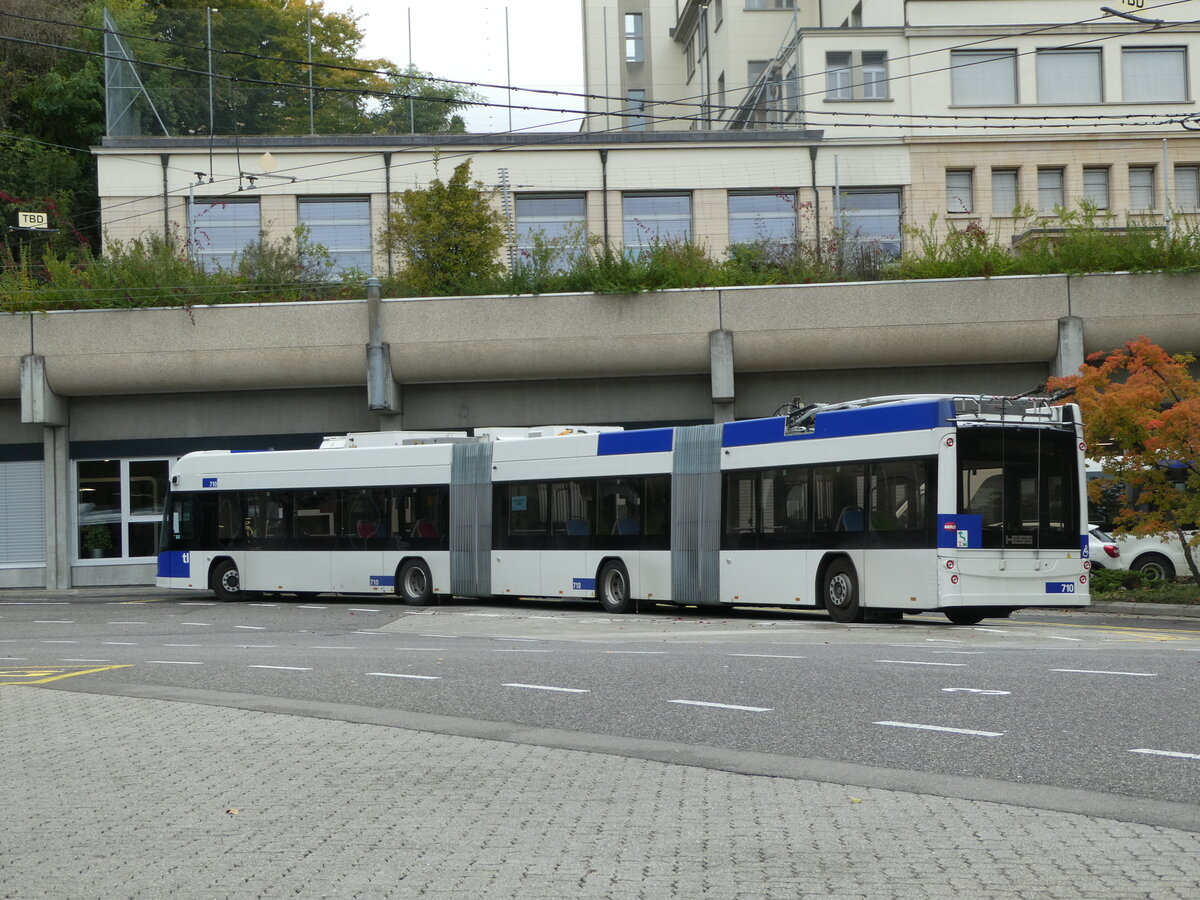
left=2, top=686, right=1199, bottom=900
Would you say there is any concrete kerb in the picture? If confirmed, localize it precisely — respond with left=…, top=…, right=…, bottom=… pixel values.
left=1, top=584, right=1198, bottom=618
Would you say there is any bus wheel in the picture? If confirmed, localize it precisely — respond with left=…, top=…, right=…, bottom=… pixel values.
left=597, top=561, right=635, bottom=614
left=823, top=559, right=863, bottom=623
left=944, top=608, right=988, bottom=626
left=398, top=560, right=434, bottom=606
left=212, top=560, right=242, bottom=603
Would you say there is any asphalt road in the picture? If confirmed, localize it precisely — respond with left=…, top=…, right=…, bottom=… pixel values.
left=3, top=590, right=1198, bottom=821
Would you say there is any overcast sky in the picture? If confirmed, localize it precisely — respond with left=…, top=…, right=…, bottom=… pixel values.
left=321, top=0, right=586, bottom=133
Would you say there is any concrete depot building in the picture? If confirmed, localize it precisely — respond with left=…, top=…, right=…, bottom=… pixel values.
left=5, top=0, right=1200, bottom=590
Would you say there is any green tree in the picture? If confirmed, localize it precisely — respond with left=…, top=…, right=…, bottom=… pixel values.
left=369, top=66, right=481, bottom=134
left=1048, top=336, right=1200, bottom=581
left=382, top=159, right=505, bottom=296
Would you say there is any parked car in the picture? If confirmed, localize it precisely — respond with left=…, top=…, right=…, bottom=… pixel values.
left=1088, top=525, right=1123, bottom=570
left=1112, top=532, right=1194, bottom=581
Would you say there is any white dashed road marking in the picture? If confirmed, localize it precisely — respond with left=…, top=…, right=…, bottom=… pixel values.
left=875, top=721, right=1004, bottom=737
left=1051, top=668, right=1157, bottom=677
left=876, top=659, right=966, bottom=667
left=248, top=665, right=312, bottom=671
left=669, top=700, right=772, bottom=713
left=1129, top=748, right=1200, bottom=761
left=503, top=683, right=589, bottom=693
left=368, top=672, right=441, bottom=680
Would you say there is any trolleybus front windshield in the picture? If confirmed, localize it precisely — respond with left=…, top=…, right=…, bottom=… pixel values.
left=957, top=427, right=1080, bottom=550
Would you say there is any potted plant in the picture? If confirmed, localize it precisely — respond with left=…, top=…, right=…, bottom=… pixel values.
left=81, top=524, right=113, bottom=559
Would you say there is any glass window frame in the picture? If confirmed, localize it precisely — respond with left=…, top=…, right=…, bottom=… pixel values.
left=1036, top=48, right=1103, bottom=104
left=946, top=170, right=974, bottom=214
left=825, top=52, right=853, bottom=100
left=624, top=12, right=644, bottom=63
left=1175, top=165, right=1200, bottom=211
left=1082, top=167, right=1110, bottom=210
left=297, top=196, right=372, bottom=277
left=1038, top=168, right=1065, bottom=215
left=187, top=197, right=261, bottom=272
left=622, top=192, right=693, bottom=258
left=1128, top=165, right=1156, bottom=212
left=514, top=193, right=587, bottom=270
left=1122, top=46, right=1187, bottom=103
left=728, top=190, right=798, bottom=246
left=76, top=456, right=176, bottom=563
left=991, top=168, right=1019, bottom=216
left=950, top=50, right=1017, bottom=105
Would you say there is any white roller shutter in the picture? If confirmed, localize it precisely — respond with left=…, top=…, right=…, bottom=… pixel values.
left=0, top=461, right=46, bottom=566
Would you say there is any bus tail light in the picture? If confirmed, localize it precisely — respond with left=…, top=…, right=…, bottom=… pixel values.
left=950, top=574, right=959, bottom=585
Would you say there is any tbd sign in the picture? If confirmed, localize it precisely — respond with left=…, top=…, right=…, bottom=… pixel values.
left=18, top=211, right=48, bottom=229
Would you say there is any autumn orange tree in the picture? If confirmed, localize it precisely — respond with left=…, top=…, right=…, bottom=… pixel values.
left=1049, top=336, right=1200, bottom=581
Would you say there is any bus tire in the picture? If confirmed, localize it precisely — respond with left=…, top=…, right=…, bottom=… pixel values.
left=1132, top=553, right=1175, bottom=581
left=597, top=560, right=635, bottom=614
left=211, top=559, right=243, bottom=603
left=823, top=559, right=863, bottom=623
left=944, top=608, right=988, bottom=626
left=398, top=560, right=434, bottom=606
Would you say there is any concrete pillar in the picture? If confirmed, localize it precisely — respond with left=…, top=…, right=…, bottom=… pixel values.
left=1054, top=316, right=1085, bottom=379
left=22, top=355, right=71, bottom=589
left=42, top=425, right=71, bottom=590
left=710, top=329, right=735, bottom=424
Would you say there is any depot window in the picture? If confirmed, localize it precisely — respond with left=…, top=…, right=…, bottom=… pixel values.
left=77, top=458, right=173, bottom=562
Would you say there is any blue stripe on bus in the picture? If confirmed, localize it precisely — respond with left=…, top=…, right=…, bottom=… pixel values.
left=597, top=428, right=674, bottom=456
left=157, top=550, right=191, bottom=578
left=369, top=575, right=395, bottom=587
left=722, top=399, right=955, bottom=447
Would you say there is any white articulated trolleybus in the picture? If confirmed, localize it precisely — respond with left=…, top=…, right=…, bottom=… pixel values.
left=157, top=394, right=1091, bottom=625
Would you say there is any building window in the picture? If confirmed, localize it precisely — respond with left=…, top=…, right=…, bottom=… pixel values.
left=785, top=65, right=799, bottom=116
left=623, top=192, right=691, bottom=257
left=1082, top=167, right=1110, bottom=210
left=745, top=0, right=794, bottom=8
left=946, top=170, right=973, bottom=214
left=188, top=198, right=260, bottom=272
left=951, top=50, right=1016, bottom=105
left=624, top=13, right=644, bottom=63
left=297, top=197, right=371, bottom=276
left=625, top=89, right=647, bottom=131
left=861, top=52, right=888, bottom=99
left=1175, top=165, right=1200, bottom=210
left=991, top=169, right=1019, bottom=216
left=686, top=35, right=696, bottom=80
left=0, top=460, right=45, bottom=567
left=714, top=0, right=724, bottom=26
left=1038, top=168, right=1065, bottom=214
left=514, top=194, right=586, bottom=271
left=728, top=191, right=797, bottom=245
left=1037, top=49, right=1102, bottom=103
left=1123, top=47, right=1187, bottom=102
left=1129, top=165, right=1156, bottom=212
left=837, top=189, right=902, bottom=258
left=825, top=52, right=852, bottom=99
left=77, top=458, right=172, bottom=561
left=717, top=72, right=726, bottom=117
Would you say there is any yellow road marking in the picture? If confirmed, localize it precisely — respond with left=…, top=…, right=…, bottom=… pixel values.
left=1018, top=619, right=1200, bottom=639
left=0, top=664, right=132, bottom=685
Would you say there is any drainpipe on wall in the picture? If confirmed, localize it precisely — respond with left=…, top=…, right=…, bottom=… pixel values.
left=600, top=149, right=610, bottom=251
left=809, top=145, right=821, bottom=263
left=160, top=154, right=171, bottom=245
left=383, top=152, right=393, bottom=277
